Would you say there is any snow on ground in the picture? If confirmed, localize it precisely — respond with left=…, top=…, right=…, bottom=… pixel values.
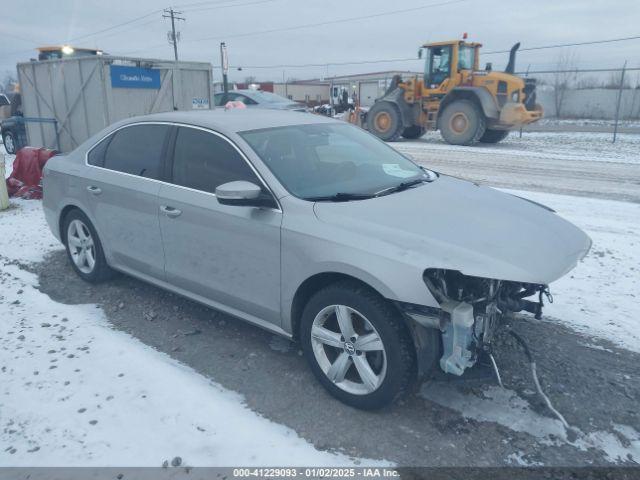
left=1, top=133, right=638, bottom=466
left=0, top=201, right=380, bottom=467
left=508, top=190, right=640, bottom=353
left=398, top=130, right=640, bottom=165
left=421, top=383, right=640, bottom=464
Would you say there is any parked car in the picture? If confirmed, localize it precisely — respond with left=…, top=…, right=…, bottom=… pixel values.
left=214, top=89, right=307, bottom=111
left=0, top=92, right=26, bottom=154
left=42, top=110, right=591, bottom=409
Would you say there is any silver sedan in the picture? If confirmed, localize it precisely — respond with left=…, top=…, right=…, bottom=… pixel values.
left=42, top=109, right=590, bottom=409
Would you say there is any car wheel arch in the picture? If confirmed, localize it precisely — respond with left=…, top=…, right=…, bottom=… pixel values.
left=290, top=271, right=397, bottom=342
left=58, top=204, right=103, bottom=245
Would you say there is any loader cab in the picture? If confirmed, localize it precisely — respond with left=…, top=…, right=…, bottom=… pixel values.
left=423, top=45, right=452, bottom=87
left=420, top=41, right=480, bottom=89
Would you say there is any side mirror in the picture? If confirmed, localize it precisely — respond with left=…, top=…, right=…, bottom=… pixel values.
left=485, top=62, right=492, bottom=71
left=215, top=180, right=273, bottom=208
left=418, top=49, right=423, bottom=59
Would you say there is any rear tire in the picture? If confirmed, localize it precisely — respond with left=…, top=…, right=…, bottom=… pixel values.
left=300, top=280, right=416, bottom=410
left=3, top=131, right=16, bottom=154
left=439, top=99, right=486, bottom=146
left=479, top=129, right=509, bottom=144
left=366, top=101, right=403, bottom=142
left=62, top=209, right=115, bottom=284
left=401, top=126, right=425, bottom=140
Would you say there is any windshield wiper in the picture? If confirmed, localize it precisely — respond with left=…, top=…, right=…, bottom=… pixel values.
left=305, top=192, right=377, bottom=202
left=374, top=177, right=429, bottom=197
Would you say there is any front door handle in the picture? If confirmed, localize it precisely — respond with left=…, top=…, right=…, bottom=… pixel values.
left=160, top=205, right=182, bottom=218
left=87, top=185, right=102, bottom=195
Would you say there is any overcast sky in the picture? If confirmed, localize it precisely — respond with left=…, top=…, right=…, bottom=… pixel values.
left=1, top=0, right=638, bottom=83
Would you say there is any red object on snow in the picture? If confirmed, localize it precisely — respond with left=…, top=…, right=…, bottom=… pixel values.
left=224, top=100, right=247, bottom=110
left=6, top=147, right=57, bottom=200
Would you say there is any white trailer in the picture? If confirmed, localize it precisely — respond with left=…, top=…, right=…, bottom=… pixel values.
left=17, top=55, right=213, bottom=153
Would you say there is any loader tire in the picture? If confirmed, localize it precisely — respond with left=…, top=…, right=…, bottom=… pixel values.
left=367, top=101, right=403, bottom=142
left=479, top=129, right=510, bottom=144
left=401, top=126, right=426, bottom=139
left=439, top=99, right=486, bottom=146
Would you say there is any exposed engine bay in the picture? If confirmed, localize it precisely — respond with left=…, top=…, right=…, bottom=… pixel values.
left=420, top=268, right=551, bottom=376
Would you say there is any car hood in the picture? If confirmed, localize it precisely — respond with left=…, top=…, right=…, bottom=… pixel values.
left=313, top=175, right=591, bottom=284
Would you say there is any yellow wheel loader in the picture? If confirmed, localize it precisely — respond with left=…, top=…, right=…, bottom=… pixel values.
left=366, top=38, right=543, bottom=145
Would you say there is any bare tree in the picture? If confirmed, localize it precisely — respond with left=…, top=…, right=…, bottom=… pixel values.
left=552, top=51, right=578, bottom=118
left=243, top=75, right=257, bottom=84
left=576, top=76, right=600, bottom=90
left=603, top=70, right=631, bottom=89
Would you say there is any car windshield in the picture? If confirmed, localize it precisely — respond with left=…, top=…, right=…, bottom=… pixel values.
left=240, top=123, right=431, bottom=200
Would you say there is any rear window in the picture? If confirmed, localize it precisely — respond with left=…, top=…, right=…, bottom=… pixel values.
left=100, top=124, right=169, bottom=179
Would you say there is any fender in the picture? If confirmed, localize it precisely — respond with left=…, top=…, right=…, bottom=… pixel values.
left=376, top=88, right=421, bottom=128
left=441, top=87, right=500, bottom=120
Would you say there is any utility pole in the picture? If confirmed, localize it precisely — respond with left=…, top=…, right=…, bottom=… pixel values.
left=163, top=7, right=185, bottom=61
left=220, top=42, right=229, bottom=104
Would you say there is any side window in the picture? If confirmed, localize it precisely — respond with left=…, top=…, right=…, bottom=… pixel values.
left=425, top=46, right=451, bottom=86
left=102, top=124, right=169, bottom=179
left=87, top=134, right=113, bottom=167
left=171, top=127, right=260, bottom=194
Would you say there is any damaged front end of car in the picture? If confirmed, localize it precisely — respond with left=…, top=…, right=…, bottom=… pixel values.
left=404, top=268, right=552, bottom=376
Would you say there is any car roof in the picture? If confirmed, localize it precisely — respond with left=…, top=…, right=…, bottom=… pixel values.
left=119, top=109, right=336, bottom=134
left=215, top=89, right=292, bottom=102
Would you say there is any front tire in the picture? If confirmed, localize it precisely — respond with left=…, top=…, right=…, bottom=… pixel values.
left=300, top=281, right=416, bottom=410
left=366, top=101, right=403, bottom=142
left=479, top=128, right=509, bottom=144
left=3, top=131, right=16, bottom=154
left=62, top=209, right=115, bottom=283
left=439, top=99, right=486, bottom=146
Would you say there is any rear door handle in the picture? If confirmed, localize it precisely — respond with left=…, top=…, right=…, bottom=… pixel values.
left=160, top=205, right=182, bottom=218
left=87, top=185, right=102, bottom=195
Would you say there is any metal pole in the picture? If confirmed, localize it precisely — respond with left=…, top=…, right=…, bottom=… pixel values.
left=613, top=60, right=627, bottom=143
left=0, top=154, right=9, bottom=211
left=220, top=42, right=229, bottom=104
left=283, top=70, right=288, bottom=99
left=520, top=63, right=530, bottom=139
left=170, top=9, right=178, bottom=61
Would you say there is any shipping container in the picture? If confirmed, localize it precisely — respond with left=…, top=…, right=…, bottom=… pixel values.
left=17, top=55, right=213, bottom=152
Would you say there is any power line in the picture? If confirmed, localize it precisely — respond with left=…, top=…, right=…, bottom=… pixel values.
left=181, top=0, right=278, bottom=13
left=68, top=9, right=164, bottom=43
left=173, top=0, right=272, bottom=9
left=120, top=0, right=471, bottom=54
left=484, top=34, right=640, bottom=54
left=0, top=0, right=274, bottom=63
left=204, top=0, right=469, bottom=41
left=211, top=34, right=640, bottom=71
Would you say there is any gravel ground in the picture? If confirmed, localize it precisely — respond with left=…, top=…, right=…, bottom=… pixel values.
left=33, top=250, right=640, bottom=467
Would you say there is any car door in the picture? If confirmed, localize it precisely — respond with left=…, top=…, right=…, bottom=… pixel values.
left=158, top=125, right=282, bottom=324
left=83, top=123, right=170, bottom=280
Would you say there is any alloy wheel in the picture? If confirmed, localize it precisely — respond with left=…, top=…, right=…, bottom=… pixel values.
left=310, top=304, right=387, bottom=395
left=4, top=134, right=14, bottom=153
left=67, top=219, right=96, bottom=274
